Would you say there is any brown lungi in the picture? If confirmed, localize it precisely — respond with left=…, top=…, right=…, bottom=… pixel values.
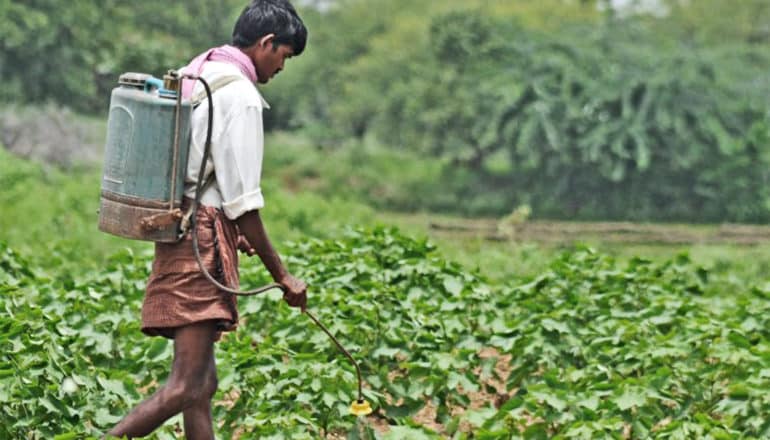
left=142, top=201, right=240, bottom=339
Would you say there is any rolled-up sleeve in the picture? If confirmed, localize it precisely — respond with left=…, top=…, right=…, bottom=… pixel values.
left=214, top=102, right=265, bottom=220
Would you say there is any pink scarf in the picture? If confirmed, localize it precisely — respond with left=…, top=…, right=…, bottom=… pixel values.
left=181, top=45, right=257, bottom=99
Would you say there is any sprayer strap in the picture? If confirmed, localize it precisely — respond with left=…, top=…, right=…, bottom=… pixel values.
left=178, top=75, right=245, bottom=238
left=190, top=75, right=244, bottom=107
left=179, top=172, right=216, bottom=237
left=199, top=172, right=217, bottom=197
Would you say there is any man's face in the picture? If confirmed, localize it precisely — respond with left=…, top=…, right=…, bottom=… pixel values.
left=251, top=37, right=295, bottom=84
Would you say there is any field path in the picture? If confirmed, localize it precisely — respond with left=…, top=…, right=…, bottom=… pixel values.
left=428, top=220, right=770, bottom=245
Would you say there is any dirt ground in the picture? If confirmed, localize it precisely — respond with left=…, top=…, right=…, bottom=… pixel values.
left=344, top=348, right=516, bottom=438
left=429, top=219, right=770, bottom=246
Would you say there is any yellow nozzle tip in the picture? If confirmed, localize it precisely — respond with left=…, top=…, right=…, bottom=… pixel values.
left=350, top=399, right=373, bottom=416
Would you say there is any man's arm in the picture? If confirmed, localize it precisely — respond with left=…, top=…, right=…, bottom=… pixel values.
left=235, top=209, right=307, bottom=311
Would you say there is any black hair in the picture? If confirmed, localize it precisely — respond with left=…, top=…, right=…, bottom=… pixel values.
left=232, top=0, right=308, bottom=55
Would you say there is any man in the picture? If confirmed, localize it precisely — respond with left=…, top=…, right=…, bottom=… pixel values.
left=108, top=1, right=308, bottom=438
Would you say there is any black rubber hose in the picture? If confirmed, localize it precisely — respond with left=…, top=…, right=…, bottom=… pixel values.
left=182, top=73, right=280, bottom=297
left=181, top=74, right=364, bottom=401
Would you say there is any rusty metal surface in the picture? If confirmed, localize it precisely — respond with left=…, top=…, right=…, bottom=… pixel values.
left=140, top=209, right=183, bottom=232
left=98, top=195, right=181, bottom=243
left=101, top=189, right=180, bottom=210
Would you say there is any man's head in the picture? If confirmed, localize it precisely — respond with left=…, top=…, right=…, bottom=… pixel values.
left=233, top=0, right=307, bottom=83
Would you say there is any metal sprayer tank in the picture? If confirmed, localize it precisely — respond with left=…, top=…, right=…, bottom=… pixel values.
left=98, top=72, right=192, bottom=242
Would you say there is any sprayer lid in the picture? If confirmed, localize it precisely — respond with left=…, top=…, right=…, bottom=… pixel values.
left=118, top=72, right=152, bottom=89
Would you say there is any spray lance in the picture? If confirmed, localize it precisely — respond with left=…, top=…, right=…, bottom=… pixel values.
left=170, top=70, right=373, bottom=417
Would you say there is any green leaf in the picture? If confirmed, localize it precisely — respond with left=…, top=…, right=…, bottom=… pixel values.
left=144, top=338, right=170, bottom=361
left=541, top=318, right=569, bottom=334
left=93, top=407, right=123, bottom=426
left=615, top=388, right=647, bottom=411
left=577, top=394, right=599, bottom=411
left=443, top=276, right=463, bottom=296
left=383, top=426, right=439, bottom=440
left=447, top=371, right=479, bottom=393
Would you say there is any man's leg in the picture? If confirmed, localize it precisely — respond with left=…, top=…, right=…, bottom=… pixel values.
left=182, top=355, right=218, bottom=439
left=108, top=320, right=219, bottom=439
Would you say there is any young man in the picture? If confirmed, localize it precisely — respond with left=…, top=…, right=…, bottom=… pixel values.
left=108, top=1, right=308, bottom=438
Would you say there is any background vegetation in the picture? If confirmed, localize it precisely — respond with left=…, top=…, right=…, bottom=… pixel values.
left=4, top=1, right=770, bottom=437
left=6, top=136, right=770, bottom=438
left=2, top=0, right=769, bottom=221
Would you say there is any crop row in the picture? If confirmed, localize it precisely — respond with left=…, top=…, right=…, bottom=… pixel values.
left=2, top=228, right=769, bottom=438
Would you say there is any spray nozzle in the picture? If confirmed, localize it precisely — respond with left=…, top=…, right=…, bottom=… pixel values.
left=303, top=309, right=372, bottom=417
left=350, top=399, right=373, bottom=416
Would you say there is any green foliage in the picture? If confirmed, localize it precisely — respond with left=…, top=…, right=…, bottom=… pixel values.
left=1, top=244, right=159, bottom=438
left=481, top=27, right=770, bottom=222
left=3, top=0, right=770, bottom=222
left=4, top=226, right=770, bottom=437
left=272, top=0, right=770, bottom=222
left=481, top=249, right=770, bottom=437
left=0, top=147, right=151, bottom=272
left=0, top=144, right=381, bottom=274
left=0, top=0, right=244, bottom=113
left=310, top=9, right=770, bottom=220
left=4, top=142, right=770, bottom=437
left=661, top=0, right=770, bottom=45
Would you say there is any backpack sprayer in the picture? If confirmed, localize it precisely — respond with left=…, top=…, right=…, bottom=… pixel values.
left=98, top=70, right=371, bottom=416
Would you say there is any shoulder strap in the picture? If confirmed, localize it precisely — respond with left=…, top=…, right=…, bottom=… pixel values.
left=178, top=172, right=217, bottom=237
left=178, top=75, right=245, bottom=238
left=190, top=75, right=245, bottom=107
left=199, top=172, right=217, bottom=197
left=185, top=74, right=246, bottom=204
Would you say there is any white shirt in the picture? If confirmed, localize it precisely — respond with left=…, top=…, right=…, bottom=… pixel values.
left=182, top=61, right=270, bottom=220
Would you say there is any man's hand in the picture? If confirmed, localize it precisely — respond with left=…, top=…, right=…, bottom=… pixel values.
left=237, top=234, right=256, bottom=256
left=235, top=211, right=305, bottom=310
left=279, top=273, right=307, bottom=312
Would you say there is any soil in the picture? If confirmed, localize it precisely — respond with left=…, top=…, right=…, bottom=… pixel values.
left=359, top=347, right=517, bottom=438
left=429, top=220, right=770, bottom=245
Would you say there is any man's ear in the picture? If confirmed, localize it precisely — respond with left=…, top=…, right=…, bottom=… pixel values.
left=258, top=33, right=276, bottom=49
